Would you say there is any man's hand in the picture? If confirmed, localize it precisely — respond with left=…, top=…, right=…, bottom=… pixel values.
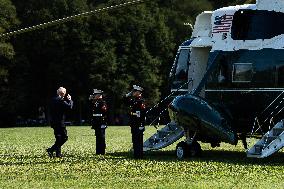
left=67, top=94, right=72, bottom=101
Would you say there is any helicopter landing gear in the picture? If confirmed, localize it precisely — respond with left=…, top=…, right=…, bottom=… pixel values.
left=175, top=131, right=202, bottom=159
left=176, top=141, right=188, bottom=159
left=175, top=141, right=202, bottom=159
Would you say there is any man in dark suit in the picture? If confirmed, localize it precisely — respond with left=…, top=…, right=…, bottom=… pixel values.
left=46, top=87, right=73, bottom=158
left=124, top=85, right=146, bottom=159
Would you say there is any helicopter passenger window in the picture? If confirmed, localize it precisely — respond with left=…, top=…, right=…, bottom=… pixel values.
left=232, top=63, right=253, bottom=83
left=231, top=10, right=284, bottom=40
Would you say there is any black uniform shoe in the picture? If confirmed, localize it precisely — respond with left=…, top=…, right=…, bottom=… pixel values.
left=46, top=148, right=54, bottom=158
left=56, top=149, right=62, bottom=158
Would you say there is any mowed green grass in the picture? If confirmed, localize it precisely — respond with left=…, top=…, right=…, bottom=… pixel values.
left=1, top=126, right=284, bottom=189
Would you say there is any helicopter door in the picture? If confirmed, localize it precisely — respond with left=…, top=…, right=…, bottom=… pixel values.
left=189, top=47, right=211, bottom=97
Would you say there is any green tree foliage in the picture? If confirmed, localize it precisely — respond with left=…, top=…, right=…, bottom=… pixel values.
left=0, top=0, right=18, bottom=80
left=0, top=0, right=19, bottom=126
left=0, top=0, right=257, bottom=126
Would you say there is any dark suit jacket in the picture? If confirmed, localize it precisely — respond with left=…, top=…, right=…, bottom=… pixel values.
left=50, top=96, right=73, bottom=128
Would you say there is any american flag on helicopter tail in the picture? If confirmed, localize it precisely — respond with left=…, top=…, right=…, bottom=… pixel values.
left=212, top=14, right=234, bottom=33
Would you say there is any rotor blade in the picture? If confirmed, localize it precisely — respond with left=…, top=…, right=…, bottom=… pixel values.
left=0, top=0, right=145, bottom=38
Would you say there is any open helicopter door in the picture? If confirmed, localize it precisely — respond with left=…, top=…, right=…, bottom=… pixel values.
left=189, top=47, right=211, bottom=97
left=189, top=11, right=213, bottom=97
left=143, top=11, right=213, bottom=152
left=143, top=47, right=212, bottom=152
left=143, top=44, right=192, bottom=152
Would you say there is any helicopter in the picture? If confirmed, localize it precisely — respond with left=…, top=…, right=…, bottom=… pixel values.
left=143, top=0, right=284, bottom=159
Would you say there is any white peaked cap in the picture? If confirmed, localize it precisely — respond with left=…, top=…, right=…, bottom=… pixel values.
left=93, top=89, right=103, bottom=94
left=133, top=85, right=143, bottom=92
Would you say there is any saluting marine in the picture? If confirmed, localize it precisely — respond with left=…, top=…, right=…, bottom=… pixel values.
left=124, top=85, right=146, bottom=159
left=89, top=89, right=108, bottom=155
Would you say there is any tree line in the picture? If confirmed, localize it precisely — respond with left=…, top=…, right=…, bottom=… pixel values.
left=0, top=0, right=254, bottom=127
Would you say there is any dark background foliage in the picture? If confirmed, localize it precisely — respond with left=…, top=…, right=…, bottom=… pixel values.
left=0, top=0, right=255, bottom=126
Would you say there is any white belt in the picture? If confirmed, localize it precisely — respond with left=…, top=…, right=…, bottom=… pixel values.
left=93, top=114, right=103, bottom=117
left=130, top=111, right=141, bottom=117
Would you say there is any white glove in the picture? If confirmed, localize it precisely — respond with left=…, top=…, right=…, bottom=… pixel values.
left=125, top=91, right=133, bottom=97
left=139, top=126, right=145, bottom=131
left=67, top=94, right=72, bottom=100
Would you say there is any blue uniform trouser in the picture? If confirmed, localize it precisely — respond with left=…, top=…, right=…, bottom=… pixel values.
left=94, top=126, right=106, bottom=155
left=131, top=126, right=143, bottom=158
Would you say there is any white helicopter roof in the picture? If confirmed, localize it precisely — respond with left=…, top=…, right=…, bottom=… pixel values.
left=189, top=0, right=284, bottom=51
left=257, top=0, right=284, bottom=13
left=210, top=0, right=284, bottom=51
left=214, top=0, right=284, bottom=14
left=214, top=4, right=256, bottom=13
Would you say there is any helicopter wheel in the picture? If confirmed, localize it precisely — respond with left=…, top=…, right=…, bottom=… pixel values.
left=176, top=141, right=202, bottom=159
left=176, top=141, right=189, bottom=159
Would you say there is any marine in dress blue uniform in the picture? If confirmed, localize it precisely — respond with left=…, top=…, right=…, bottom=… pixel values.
left=89, top=89, right=108, bottom=155
left=124, top=85, right=146, bottom=159
left=47, top=87, right=73, bottom=158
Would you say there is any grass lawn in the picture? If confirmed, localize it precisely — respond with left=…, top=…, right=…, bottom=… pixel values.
left=1, top=126, right=284, bottom=188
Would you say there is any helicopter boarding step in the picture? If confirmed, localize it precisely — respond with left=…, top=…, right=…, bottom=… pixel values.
left=143, top=121, right=184, bottom=151
left=247, top=120, right=284, bottom=158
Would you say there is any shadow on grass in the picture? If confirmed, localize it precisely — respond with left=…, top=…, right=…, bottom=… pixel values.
left=2, top=149, right=284, bottom=166
left=0, top=154, right=63, bottom=166
left=141, top=149, right=284, bottom=165
left=0, top=153, right=103, bottom=166
left=0, top=151, right=132, bottom=166
left=107, top=149, right=284, bottom=166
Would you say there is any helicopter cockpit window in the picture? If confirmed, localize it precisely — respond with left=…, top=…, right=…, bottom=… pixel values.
left=170, top=48, right=190, bottom=89
left=175, top=49, right=190, bottom=80
left=231, top=10, right=284, bottom=40
left=232, top=63, right=253, bottom=83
